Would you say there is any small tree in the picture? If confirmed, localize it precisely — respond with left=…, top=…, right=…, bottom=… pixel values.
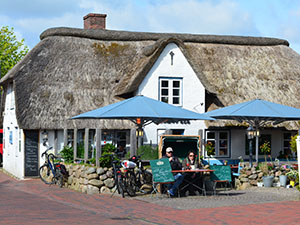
left=0, top=26, right=29, bottom=77
left=99, top=144, right=117, bottom=167
left=260, top=141, right=271, bottom=163
left=205, top=141, right=215, bottom=157
left=290, top=134, right=297, bottom=154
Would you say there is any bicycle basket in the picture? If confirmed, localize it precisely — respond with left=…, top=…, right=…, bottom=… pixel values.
left=121, top=160, right=136, bottom=169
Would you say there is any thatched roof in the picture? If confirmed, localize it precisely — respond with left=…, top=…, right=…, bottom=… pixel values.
left=1, top=27, right=300, bottom=130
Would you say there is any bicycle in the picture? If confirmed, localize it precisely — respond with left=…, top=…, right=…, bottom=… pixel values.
left=109, top=153, right=126, bottom=198
left=39, top=146, right=66, bottom=188
left=128, top=154, right=153, bottom=194
left=121, top=160, right=137, bottom=197
left=105, top=152, right=137, bottom=197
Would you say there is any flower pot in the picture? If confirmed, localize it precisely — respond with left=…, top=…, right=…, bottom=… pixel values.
left=279, top=175, right=287, bottom=187
left=290, top=180, right=295, bottom=187
left=262, top=176, right=274, bottom=188
left=257, top=182, right=263, bottom=187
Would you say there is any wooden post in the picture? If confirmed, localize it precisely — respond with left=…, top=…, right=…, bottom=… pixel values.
left=73, top=128, right=78, bottom=162
left=84, top=128, right=89, bottom=163
left=63, top=128, right=68, bottom=147
left=130, top=128, right=137, bottom=157
left=54, top=130, right=58, bottom=155
left=96, top=128, right=101, bottom=167
left=198, top=129, right=203, bottom=158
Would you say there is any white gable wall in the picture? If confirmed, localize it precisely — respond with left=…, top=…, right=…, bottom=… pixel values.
left=137, top=43, right=206, bottom=145
left=3, top=84, right=25, bottom=178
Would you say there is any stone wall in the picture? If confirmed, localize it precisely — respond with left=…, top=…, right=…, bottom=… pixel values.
left=64, top=164, right=116, bottom=194
left=235, top=162, right=293, bottom=190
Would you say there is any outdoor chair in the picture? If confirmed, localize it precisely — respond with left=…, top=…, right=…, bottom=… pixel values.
left=150, top=158, right=175, bottom=198
left=232, top=162, right=243, bottom=177
left=210, top=165, right=232, bottom=195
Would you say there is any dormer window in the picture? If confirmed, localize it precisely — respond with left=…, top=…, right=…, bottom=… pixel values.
left=159, top=77, right=182, bottom=106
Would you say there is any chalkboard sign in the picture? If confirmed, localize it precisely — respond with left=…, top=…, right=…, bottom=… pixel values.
left=150, top=158, right=175, bottom=183
left=24, top=130, right=39, bottom=177
left=210, top=165, right=232, bottom=182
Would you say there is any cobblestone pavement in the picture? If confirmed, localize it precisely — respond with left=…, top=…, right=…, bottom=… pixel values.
left=1, top=169, right=300, bottom=225
left=136, top=187, right=300, bottom=209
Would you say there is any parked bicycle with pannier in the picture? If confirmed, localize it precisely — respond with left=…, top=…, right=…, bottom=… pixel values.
left=39, top=146, right=67, bottom=188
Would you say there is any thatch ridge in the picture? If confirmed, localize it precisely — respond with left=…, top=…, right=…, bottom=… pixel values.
left=40, top=27, right=289, bottom=46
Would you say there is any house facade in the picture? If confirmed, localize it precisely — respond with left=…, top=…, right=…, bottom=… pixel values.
left=1, top=13, right=300, bottom=179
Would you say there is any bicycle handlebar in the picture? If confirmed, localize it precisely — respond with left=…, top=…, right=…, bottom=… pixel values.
left=41, top=147, right=53, bottom=158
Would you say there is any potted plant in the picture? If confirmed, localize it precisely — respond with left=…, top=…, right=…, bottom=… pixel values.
left=260, top=141, right=274, bottom=187
left=286, top=169, right=299, bottom=187
left=205, top=141, right=215, bottom=164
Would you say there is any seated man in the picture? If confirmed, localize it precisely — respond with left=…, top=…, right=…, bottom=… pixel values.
left=162, top=147, right=184, bottom=197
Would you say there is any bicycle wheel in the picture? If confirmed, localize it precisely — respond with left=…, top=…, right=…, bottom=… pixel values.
left=142, top=170, right=153, bottom=185
left=135, top=170, right=153, bottom=186
left=124, top=170, right=136, bottom=197
left=117, top=175, right=125, bottom=198
left=55, top=169, right=64, bottom=188
left=39, top=164, right=55, bottom=185
left=135, top=170, right=153, bottom=194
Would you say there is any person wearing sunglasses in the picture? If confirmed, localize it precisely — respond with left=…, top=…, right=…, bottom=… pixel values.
left=182, top=150, right=203, bottom=196
left=162, top=147, right=184, bottom=197
left=182, top=150, right=202, bottom=170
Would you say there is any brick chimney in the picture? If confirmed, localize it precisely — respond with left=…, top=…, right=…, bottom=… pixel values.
left=83, top=13, right=107, bottom=29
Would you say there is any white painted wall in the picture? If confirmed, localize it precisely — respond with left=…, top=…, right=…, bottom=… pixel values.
left=3, top=84, right=24, bottom=179
left=137, top=43, right=206, bottom=145
left=3, top=83, right=65, bottom=179
left=230, top=129, right=286, bottom=160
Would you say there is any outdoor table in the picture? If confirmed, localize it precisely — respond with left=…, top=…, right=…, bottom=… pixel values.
left=172, top=169, right=214, bottom=196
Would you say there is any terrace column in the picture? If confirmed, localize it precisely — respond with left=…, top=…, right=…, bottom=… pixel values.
left=198, top=129, right=203, bottom=157
left=95, top=128, right=102, bottom=167
left=63, top=128, right=68, bottom=147
left=73, top=128, right=78, bottom=162
left=84, top=128, right=89, bottom=163
left=130, top=128, right=137, bottom=157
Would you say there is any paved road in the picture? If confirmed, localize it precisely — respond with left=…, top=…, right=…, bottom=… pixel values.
left=1, top=170, right=300, bottom=225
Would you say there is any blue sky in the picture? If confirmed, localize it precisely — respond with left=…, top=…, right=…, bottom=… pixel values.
left=1, top=0, right=300, bottom=53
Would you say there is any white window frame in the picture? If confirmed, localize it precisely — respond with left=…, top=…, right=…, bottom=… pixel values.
left=159, top=77, right=182, bottom=106
left=282, top=132, right=297, bottom=156
left=205, top=130, right=230, bottom=158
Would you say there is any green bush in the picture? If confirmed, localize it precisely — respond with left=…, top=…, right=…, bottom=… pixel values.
left=60, top=146, right=74, bottom=163
left=77, top=142, right=85, bottom=159
left=99, top=144, right=117, bottom=167
left=125, top=145, right=158, bottom=160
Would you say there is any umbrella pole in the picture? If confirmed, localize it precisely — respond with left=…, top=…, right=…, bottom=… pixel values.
left=255, top=135, right=259, bottom=163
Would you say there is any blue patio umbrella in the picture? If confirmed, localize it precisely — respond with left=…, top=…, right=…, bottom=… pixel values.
left=72, top=95, right=214, bottom=126
left=205, top=99, right=300, bottom=123
left=204, top=99, right=300, bottom=163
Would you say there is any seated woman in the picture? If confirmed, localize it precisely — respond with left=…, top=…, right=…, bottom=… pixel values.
left=181, top=150, right=204, bottom=196
left=182, top=150, right=202, bottom=170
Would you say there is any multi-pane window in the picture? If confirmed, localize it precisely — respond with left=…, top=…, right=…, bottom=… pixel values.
left=205, top=130, right=229, bottom=157
left=283, top=132, right=297, bottom=156
left=245, top=134, right=271, bottom=155
left=160, top=78, right=182, bottom=106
